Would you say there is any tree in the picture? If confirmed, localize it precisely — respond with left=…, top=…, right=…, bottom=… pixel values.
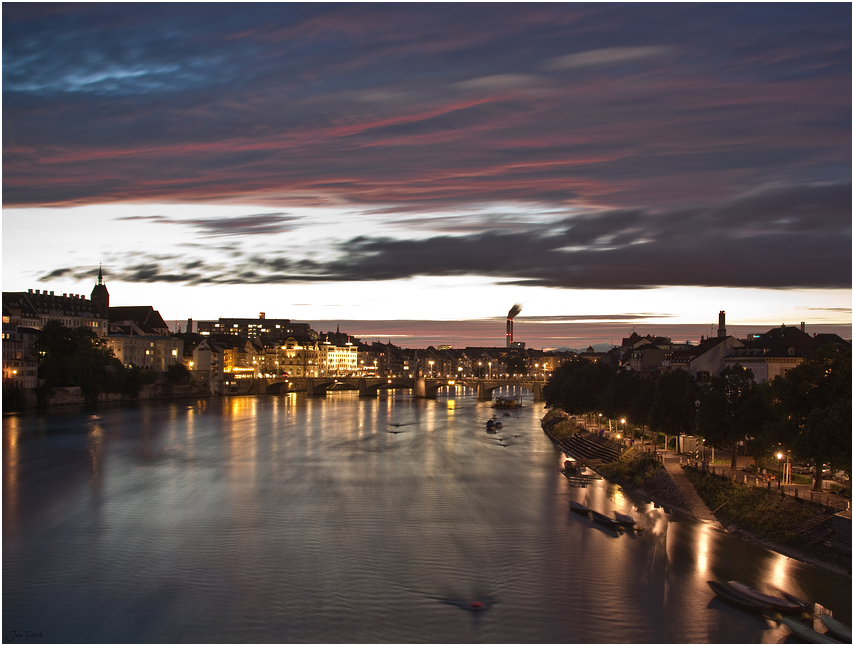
left=544, top=358, right=614, bottom=415
left=600, top=369, right=655, bottom=440
left=771, top=344, right=852, bottom=490
left=698, top=365, right=767, bottom=469
left=167, top=362, right=191, bottom=385
left=33, top=320, right=121, bottom=407
left=648, top=369, right=699, bottom=450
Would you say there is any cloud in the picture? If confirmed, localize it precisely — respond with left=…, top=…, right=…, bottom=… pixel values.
left=543, top=46, right=674, bottom=70
left=3, top=5, right=849, bottom=212
left=38, top=182, right=851, bottom=291
left=116, top=212, right=301, bottom=236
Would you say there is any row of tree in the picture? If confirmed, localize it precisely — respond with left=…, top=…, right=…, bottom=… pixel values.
left=31, top=320, right=191, bottom=408
left=543, top=344, right=851, bottom=490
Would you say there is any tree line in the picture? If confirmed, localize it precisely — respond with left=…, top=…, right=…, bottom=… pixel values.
left=20, top=320, right=191, bottom=409
left=543, top=344, right=851, bottom=490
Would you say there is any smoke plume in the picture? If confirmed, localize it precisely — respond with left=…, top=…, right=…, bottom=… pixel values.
left=507, top=303, right=522, bottom=319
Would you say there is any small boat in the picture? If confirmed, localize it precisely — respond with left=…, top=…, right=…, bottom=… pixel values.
left=707, top=581, right=772, bottom=611
left=591, top=510, right=623, bottom=529
left=782, top=591, right=813, bottom=613
left=569, top=501, right=590, bottom=514
left=727, top=581, right=802, bottom=612
left=614, top=512, right=636, bottom=527
left=818, top=615, right=852, bottom=642
left=780, top=616, right=842, bottom=644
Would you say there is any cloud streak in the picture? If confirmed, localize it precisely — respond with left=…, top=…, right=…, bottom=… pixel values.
left=37, top=182, right=851, bottom=290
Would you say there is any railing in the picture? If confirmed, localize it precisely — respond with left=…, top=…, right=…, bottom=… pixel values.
left=701, top=464, right=851, bottom=512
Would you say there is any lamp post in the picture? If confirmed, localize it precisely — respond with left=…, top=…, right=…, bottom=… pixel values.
left=777, top=452, right=783, bottom=489
left=621, top=418, right=626, bottom=445
left=428, top=360, right=434, bottom=378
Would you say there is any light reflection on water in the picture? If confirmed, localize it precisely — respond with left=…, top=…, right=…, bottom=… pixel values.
left=3, top=393, right=850, bottom=643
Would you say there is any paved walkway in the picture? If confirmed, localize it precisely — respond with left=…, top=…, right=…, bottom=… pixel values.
left=661, top=455, right=725, bottom=530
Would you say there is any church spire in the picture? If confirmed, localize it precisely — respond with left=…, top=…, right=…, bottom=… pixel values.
left=98, top=264, right=103, bottom=285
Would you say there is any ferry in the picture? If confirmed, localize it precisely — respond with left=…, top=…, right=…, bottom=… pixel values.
left=492, top=395, right=522, bottom=409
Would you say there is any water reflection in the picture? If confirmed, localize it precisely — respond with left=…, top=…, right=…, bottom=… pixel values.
left=3, top=415, right=20, bottom=530
left=2, top=395, right=850, bottom=644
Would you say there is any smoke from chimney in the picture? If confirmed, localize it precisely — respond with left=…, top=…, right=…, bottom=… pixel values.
left=506, top=303, right=522, bottom=347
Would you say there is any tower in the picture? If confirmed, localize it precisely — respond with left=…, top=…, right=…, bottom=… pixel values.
left=91, top=265, right=110, bottom=319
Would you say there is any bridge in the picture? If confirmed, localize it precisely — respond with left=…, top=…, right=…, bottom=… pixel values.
left=258, top=376, right=546, bottom=401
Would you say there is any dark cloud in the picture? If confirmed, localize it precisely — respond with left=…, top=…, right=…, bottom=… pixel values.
left=116, top=212, right=300, bottom=236
left=3, top=4, right=850, bottom=211
left=37, top=182, right=852, bottom=290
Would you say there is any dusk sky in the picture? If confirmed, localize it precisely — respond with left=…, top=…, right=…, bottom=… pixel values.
left=3, top=3, right=851, bottom=349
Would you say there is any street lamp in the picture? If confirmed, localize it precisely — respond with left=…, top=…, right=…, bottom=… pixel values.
left=428, top=360, right=434, bottom=377
left=777, top=452, right=783, bottom=489
left=621, top=418, right=626, bottom=444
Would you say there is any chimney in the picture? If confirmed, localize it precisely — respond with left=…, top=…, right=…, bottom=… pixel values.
left=718, top=311, right=726, bottom=338
left=800, top=322, right=805, bottom=332
left=506, top=318, right=513, bottom=348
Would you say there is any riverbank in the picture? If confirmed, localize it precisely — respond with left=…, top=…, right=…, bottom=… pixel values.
left=596, top=451, right=851, bottom=578
left=541, top=411, right=851, bottom=577
left=2, top=383, right=210, bottom=412
left=683, top=466, right=852, bottom=577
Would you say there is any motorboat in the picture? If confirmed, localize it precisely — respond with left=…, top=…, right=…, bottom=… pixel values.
left=727, top=581, right=802, bottom=612
left=817, top=615, right=852, bottom=642
left=590, top=510, right=623, bottom=529
left=780, top=616, right=842, bottom=644
left=614, top=512, right=636, bottom=527
left=569, top=501, right=591, bottom=514
left=707, top=581, right=772, bottom=611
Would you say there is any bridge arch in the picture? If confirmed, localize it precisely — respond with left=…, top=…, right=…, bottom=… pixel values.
left=360, top=379, right=416, bottom=396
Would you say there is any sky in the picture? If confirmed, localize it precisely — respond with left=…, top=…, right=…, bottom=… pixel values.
left=2, top=3, right=851, bottom=350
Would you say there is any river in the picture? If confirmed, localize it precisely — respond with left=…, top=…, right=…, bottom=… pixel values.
left=3, top=389, right=850, bottom=643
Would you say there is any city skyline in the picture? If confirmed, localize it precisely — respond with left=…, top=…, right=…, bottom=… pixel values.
left=3, top=4, right=851, bottom=348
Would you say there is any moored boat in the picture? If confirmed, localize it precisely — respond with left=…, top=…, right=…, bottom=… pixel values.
left=569, top=500, right=590, bottom=514
left=591, top=510, right=623, bottom=529
left=817, top=615, right=852, bottom=642
left=707, top=580, right=772, bottom=611
left=782, top=591, right=813, bottom=613
left=780, top=616, right=842, bottom=644
left=614, top=511, right=636, bottom=527
left=727, top=581, right=802, bottom=612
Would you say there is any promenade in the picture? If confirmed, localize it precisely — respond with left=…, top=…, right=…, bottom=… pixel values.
left=576, top=417, right=850, bottom=517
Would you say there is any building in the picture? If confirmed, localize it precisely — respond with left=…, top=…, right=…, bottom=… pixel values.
left=197, top=316, right=314, bottom=341
left=2, top=288, right=108, bottom=337
left=2, top=283, right=110, bottom=389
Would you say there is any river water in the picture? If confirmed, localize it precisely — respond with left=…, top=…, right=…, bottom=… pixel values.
left=3, top=390, right=850, bottom=643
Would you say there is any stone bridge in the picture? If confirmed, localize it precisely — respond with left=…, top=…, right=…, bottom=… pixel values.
left=260, top=376, right=546, bottom=401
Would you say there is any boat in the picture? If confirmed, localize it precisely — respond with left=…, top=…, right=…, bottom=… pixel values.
left=590, top=510, right=623, bottom=529
left=780, top=616, right=842, bottom=644
left=707, top=581, right=772, bottom=611
left=569, top=501, right=591, bottom=514
left=782, top=591, right=813, bottom=613
left=817, top=615, right=852, bottom=642
left=727, top=581, right=803, bottom=612
left=493, top=395, right=522, bottom=409
left=614, top=512, right=636, bottom=527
